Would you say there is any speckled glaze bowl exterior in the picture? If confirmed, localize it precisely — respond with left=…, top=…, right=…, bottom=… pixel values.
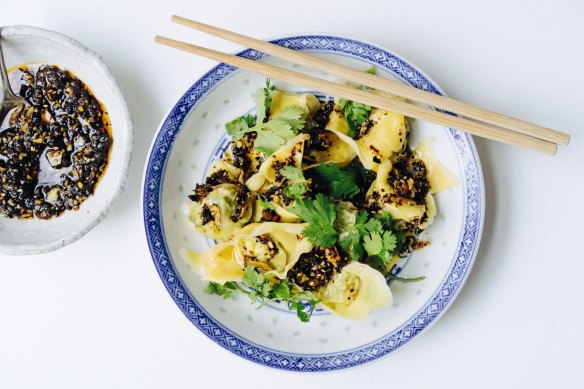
left=0, top=25, right=133, bottom=255
left=143, top=35, right=484, bottom=371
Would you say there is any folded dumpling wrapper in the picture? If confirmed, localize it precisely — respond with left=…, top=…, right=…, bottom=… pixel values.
left=318, top=261, right=393, bottom=320
left=181, top=222, right=312, bottom=284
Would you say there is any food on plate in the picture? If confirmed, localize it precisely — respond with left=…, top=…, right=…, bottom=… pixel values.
left=0, top=64, right=112, bottom=219
left=181, top=75, right=457, bottom=322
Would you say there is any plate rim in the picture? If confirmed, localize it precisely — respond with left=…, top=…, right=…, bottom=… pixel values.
left=142, top=34, right=485, bottom=372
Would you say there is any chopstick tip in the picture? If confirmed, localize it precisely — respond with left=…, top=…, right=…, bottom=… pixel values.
left=563, top=134, right=571, bottom=145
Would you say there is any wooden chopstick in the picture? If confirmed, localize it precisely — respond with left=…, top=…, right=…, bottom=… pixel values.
left=171, top=15, right=570, bottom=147
left=155, top=36, right=557, bottom=155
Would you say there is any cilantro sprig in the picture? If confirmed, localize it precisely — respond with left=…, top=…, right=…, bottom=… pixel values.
left=254, top=78, right=275, bottom=124
left=310, top=163, right=360, bottom=199
left=280, top=166, right=308, bottom=197
left=363, top=229, right=398, bottom=268
left=226, top=79, right=306, bottom=156
left=225, top=105, right=306, bottom=156
left=290, top=193, right=338, bottom=248
left=338, top=98, right=371, bottom=138
left=337, top=211, right=403, bottom=269
left=205, top=265, right=320, bottom=322
left=338, top=211, right=381, bottom=260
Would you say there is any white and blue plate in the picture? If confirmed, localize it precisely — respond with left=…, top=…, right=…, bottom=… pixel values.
left=142, top=35, right=484, bottom=371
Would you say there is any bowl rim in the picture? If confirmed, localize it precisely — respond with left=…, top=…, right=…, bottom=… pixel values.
left=142, top=33, right=485, bottom=371
left=0, top=25, right=133, bottom=255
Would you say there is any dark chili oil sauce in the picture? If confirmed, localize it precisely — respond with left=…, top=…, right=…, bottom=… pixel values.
left=0, top=64, right=112, bottom=219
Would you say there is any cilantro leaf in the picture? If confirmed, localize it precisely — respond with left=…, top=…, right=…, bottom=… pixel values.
left=338, top=99, right=371, bottom=138
left=366, top=65, right=376, bottom=75
left=290, top=301, right=310, bottom=322
left=280, top=166, right=308, bottom=197
left=225, top=114, right=256, bottom=140
left=253, top=123, right=295, bottom=155
left=225, top=94, right=306, bottom=156
left=363, top=217, right=382, bottom=234
left=291, top=193, right=338, bottom=247
left=271, top=280, right=291, bottom=300
left=382, top=230, right=397, bottom=253
left=204, top=282, right=238, bottom=299
left=339, top=229, right=363, bottom=260
left=336, top=210, right=401, bottom=262
left=280, top=165, right=304, bottom=181
left=288, top=288, right=320, bottom=322
left=363, top=231, right=383, bottom=256
left=377, top=212, right=393, bottom=229
left=244, top=105, right=306, bottom=156
left=303, top=223, right=338, bottom=248
left=311, top=163, right=360, bottom=199
left=271, top=105, right=306, bottom=132
left=254, top=78, right=274, bottom=124
left=242, top=265, right=272, bottom=298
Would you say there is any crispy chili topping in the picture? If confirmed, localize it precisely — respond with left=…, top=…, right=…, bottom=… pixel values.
left=230, top=133, right=256, bottom=172
left=261, top=208, right=281, bottom=222
left=288, top=245, right=349, bottom=292
left=188, top=183, right=213, bottom=202
left=232, top=184, right=251, bottom=222
left=387, top=152, right=430, bottom=205
left=205, top=169, right=230, bottom=186
left=200, top=204, right=214, bottom=225
left=306, top=100, right=334, bottom=151
left=0, top=65, right=111, bottom=219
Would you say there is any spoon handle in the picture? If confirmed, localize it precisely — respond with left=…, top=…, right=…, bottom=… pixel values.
left=0, top=31, right=20, bottom=102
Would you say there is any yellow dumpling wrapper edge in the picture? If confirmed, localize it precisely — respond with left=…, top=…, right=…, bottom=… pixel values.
left=251, top=198, right=301, bottom=223
left=367, top=160, right=426, bottom=223
left=319, top=262, right=393, bottom=320
left=246, top=133, right=309, bottom=191
left=181, top=222, right=311, bottom=284
left=306, top=109, right=357, bottom=168
left=269, top=90, right=321, bottom=119
left=413, top=139, right=459, bottom=193
left=326, top=108, right=407, bottom=172
left=181, top=243, right=244, bottom=284
left=235, top=222, right=312, bottom=279
left=186, top=183, right=253, bottom=241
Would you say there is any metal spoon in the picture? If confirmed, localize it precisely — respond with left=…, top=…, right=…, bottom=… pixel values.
left=0, top=29, right=30, bottom=125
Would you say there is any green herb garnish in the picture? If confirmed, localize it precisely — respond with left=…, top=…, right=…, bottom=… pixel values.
left=386, top=274, right=426, bottom=283
left=280, top=166, right=308, bottom=197
left=311, top=163, right=360, bottom=199
left=338, top=98, right=371, bottom=138
left=205, top=265, right=320, bottom=322
left=254, top=78, right=275, bottom=124
left=226, top=105, right=306, bottom=156
left=363, top=230, right=398, bottom=268
left=338, top=211, right=381, bottom=260
left=225, top=114, right=256, bottom=139
left=290, top=193, right=338, bottom=248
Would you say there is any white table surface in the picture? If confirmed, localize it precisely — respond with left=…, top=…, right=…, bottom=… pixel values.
left=1, top=0, right=583, bottom=387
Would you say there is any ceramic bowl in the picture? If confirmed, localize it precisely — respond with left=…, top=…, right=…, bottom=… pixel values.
left=0, top=25, right=132, bottom=255
left=143, top=35, right=484, bottom=371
